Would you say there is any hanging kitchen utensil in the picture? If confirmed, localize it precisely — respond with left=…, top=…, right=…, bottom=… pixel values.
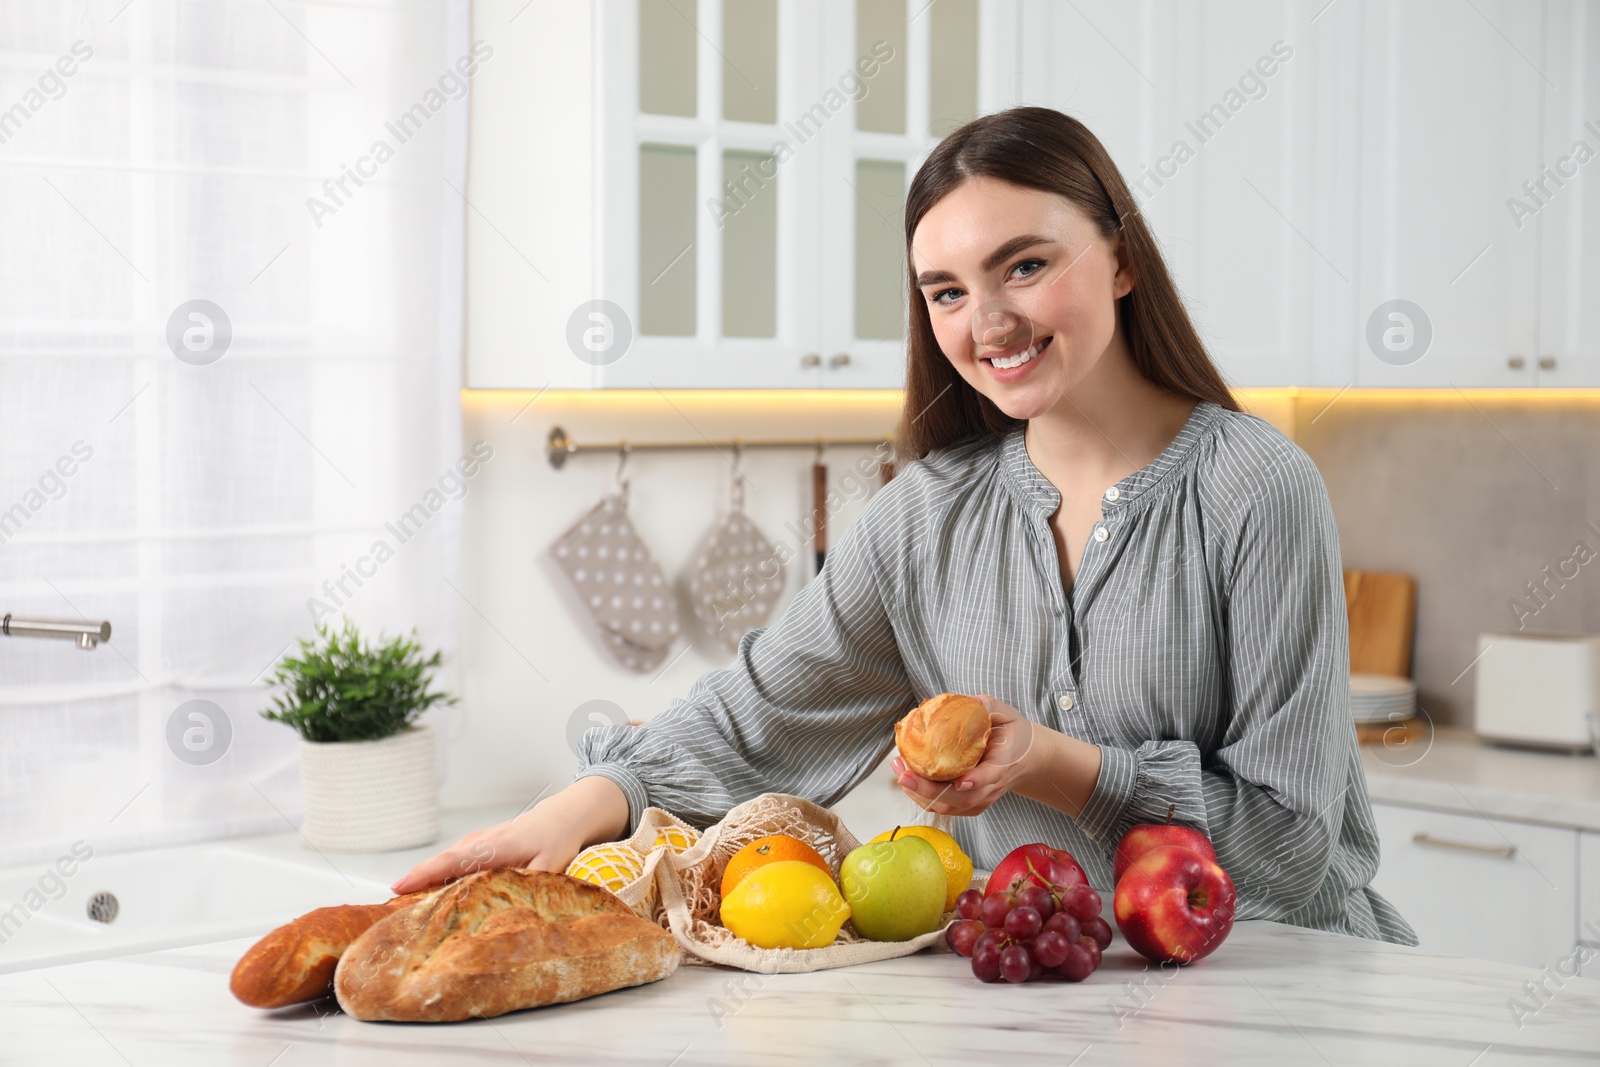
left=548, top=445, right=680, bottom=673
left=686, top=447, right=784, bottom=655
left=811, top=441, right=828, bottom=574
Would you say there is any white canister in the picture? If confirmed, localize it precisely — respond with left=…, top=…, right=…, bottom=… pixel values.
left=298, top=723, right=440, bottom=852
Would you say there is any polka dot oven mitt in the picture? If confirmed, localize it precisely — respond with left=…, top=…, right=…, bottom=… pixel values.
left=687, top=509, right=784, bottom=655
left=549, top=494, right=680, bottom=672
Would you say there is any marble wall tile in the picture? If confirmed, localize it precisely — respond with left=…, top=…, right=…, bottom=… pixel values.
left=1295, top=397, right=1600, bottom=727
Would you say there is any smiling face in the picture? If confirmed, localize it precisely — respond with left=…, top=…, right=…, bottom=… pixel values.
left=910, top=176, right=1134, bottom=420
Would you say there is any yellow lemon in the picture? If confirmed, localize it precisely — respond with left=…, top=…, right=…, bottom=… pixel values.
left=565, top=842, right=646, bottom=894
left=719, top=860, right=850, bottom=950
left=653, top=825, right=700, bottom=854
left=869, top=825, right=973, bottom=912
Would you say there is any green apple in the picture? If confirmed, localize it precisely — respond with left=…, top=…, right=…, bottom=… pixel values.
left=839, top=829, right=947, bottom=942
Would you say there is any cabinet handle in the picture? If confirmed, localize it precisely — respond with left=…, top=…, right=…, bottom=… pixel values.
left=828, top=352, right=851, bottom=369
left=1507, top=355, right=1526, bottom=370
left=1411, top=832, right=1516, bottom=859
left=1539, top=356, right=1556, bottom=371
left=800, top=353, right=821, bottom=368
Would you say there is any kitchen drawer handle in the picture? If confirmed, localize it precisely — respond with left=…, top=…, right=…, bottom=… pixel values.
left=1411, top=832, right=1516, bottom=859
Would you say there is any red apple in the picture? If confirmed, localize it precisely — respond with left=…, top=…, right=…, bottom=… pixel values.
left=1113, top=845, right=1236, bottom=964
left=1112, top=809, right=1217, bottom=884
left=984, top=843, right=1088, bottom=904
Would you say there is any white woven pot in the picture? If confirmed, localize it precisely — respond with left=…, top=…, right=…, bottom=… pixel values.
left=298, top=724, right=440, bottom=852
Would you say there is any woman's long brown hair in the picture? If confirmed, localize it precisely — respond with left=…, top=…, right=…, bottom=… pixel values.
left=895, top=106, right=1240, bottom=462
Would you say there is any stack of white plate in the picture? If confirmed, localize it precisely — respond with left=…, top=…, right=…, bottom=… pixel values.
left=1350, top=673, right=1416, bottom=722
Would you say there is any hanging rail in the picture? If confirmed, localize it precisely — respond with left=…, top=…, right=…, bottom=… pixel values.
left=546, top=425, right=895, bottom=470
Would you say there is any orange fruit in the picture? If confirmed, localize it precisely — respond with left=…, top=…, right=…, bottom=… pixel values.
left=720, top=834, right=832, bottom=900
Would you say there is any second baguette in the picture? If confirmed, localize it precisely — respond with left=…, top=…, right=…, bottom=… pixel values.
left=230, top=890, right=435, bottom=1009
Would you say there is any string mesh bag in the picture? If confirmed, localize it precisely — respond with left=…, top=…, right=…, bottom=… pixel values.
left=602, top=794, right=962, bottom=974
left=568, top=822, right=702, bottom=919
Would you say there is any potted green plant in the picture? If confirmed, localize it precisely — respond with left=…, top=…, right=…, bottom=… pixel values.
left=263, top=620, right=455, bottom=852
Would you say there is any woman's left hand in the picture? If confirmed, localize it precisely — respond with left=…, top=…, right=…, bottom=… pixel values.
left=891, top=695, right=1047, bottom=816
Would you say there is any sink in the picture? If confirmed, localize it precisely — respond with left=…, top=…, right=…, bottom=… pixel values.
left=0, top=841, right=390, bottom=974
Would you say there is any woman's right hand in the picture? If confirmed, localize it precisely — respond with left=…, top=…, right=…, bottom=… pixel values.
left=389, top=775, right=630, bottom=894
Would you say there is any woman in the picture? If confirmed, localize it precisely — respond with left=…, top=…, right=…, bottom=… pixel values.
left=395, top=107, right=1415, bottom=945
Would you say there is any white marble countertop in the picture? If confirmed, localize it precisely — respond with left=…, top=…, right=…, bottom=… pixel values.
left=4, top=917, right=1598, bottom=1065
left=7, top=737, right=1600, bottom=1063
left=1361, top=726, right=1600, bottom=832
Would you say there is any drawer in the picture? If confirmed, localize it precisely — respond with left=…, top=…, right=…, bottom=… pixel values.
left=1582, top=833, right=1600, bottom=947
left=1371, top=803, right=1577, bottom=969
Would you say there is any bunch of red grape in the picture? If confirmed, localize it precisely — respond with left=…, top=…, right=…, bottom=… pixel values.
left=945, top=883, right=1113, bottom=983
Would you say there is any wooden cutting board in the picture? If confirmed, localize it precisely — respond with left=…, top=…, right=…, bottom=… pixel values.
left=1344, top=570, right=1416, bottom=678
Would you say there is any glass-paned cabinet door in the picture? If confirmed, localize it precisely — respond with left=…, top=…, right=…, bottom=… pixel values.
left=599, top=0, right=1019, bottom=388
left=817, top=0, right=1018, bottom=388
left=598, top=0, right=825, bottom=388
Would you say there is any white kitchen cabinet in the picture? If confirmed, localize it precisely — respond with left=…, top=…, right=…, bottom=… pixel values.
left=1164, top=4, right=1352, bottom=389
left=1352, top=1, right=1545, bottom=388
left=595, top=0, right=825, bottom=389
left=1371, top=802, right=1578, bottom=970
left=1536, top=0, right=1600, bottom=388
left=1017, top=1, right=1351, bottom=389
left=465, top=0, right=1597, bottom=390
left=1012, top=0, right=1590, bottom=393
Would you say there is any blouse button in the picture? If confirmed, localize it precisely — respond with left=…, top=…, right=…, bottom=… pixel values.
left=1093, top=525, right=1110, bottom=543
left=1104, top=486, right=1121, bottom=502
left=1057, top=693, right=1076, bottom=712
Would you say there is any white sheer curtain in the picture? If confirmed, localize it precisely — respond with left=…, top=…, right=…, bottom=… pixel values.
left=0, top=0, right=467, bottom=865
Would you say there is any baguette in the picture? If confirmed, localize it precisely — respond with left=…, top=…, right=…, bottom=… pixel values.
left=230, top=890, right=434, bottom=1009
left=334, top=868, right=681, bottom=1022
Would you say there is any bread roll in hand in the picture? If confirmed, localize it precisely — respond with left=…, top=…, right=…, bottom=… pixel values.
left=894, top=693, right=992, bottom=782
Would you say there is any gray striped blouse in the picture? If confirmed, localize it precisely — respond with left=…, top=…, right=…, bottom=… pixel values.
left=577, top=400, right=1418, bottom=945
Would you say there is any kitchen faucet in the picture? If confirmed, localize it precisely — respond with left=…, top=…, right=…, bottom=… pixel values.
left=1, top=613, right=112, bottom=650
